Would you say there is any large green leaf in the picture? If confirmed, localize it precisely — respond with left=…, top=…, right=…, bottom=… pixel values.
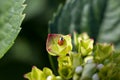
left=0, top=0, right=25, bottom=58
left=49, top=0, right=120, bottom=48
left=49, top=0, right=107, bottom=40
left=49, top=0, right=84, bottom=34
left=97, top=0, right=120, bottom=49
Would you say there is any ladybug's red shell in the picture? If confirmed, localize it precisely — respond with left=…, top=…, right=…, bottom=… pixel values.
left=58, top=37, right=64, bottom=46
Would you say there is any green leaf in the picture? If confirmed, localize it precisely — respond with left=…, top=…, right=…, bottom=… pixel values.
left=48, top=4, right=63, bottom=33
left=49, top=0, right=120, bottom=49
left=97, top=0, right=120, bottom=49
left=49, top=0, right=86, bottom=34
left=49, top=0, right=107, bottom=35
left=0, top=0, right=25, bottom=58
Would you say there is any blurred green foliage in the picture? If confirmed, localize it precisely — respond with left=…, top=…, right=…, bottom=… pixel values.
left=24, top=0, right=47, bottom=20
left=0, top=0, right=120, bottom=80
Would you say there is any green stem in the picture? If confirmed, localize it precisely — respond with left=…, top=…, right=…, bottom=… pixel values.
left=48, top=54, right=58, bottom=75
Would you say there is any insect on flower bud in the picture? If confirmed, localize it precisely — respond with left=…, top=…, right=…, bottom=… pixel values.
left=58, top=36, right=64, bottom=46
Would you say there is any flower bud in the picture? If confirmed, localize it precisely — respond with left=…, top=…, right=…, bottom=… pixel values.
left=24, top=66, right=44, bottom=80
left=46, top=34, right=72, bottom=56
left=75, top=66, right=83, bottom=74
left=58, top=56, right=73, bottom=79
left=24, top=66, right=56, bottom=80
left=94, top=43, right=114, bottom=62
left=97, top=64, right=104, bottom=70
left=80, top=63, right=96, bottom=80
left=73, top=73, right=80, bottom=80
left=84, top=56, right=93, bottom=63
left=92, top=73, right=99, bottom=80
left=76, top=33, right=94, bottom=56
left=79, top=39, right=94, bottom=56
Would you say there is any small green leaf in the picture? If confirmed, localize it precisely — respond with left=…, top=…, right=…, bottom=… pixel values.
left=0, top=0, right=26, bottom=58
left=46, top=34, right=72, bottom=56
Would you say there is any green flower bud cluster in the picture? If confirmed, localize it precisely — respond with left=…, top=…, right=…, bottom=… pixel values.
left=25, top=33, right=120, bottom=80
left=73, top=33, right=120, bottom=80
left=24, top=66, right=56, bottom=80
left=25, top=34, right=73, bottom=80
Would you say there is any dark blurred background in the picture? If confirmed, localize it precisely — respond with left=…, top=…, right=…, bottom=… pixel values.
left=0, top=0, right=65, bottom=80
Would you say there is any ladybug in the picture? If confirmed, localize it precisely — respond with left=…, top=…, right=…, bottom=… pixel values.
left=58, top=36, right=64, bottom=46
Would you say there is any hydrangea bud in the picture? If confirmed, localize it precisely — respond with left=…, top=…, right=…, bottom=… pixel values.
left=75, top=66, right=83, bottom=74
left=80, top=63, right=96, bottom=80
left=56, top=76, right=63, bottom=80
left=78, top=39, right=94, bottom=56
left=73, top=73, right=80, bottom=80
left=76, top=33, right=94, bottom=56
left=97, top=64, right=104, bottom=70
left=94, top=43, right=114, bottom=62
left=24, top=66, right=44, bottom=80
left=47, top=76, right=52, bottom=80
left=84, top=56, right=93, bottom=63
left=73, top=32, right=89, bottom=50
left=92, top=73, right=99, bottom=80
left=46, top=34, right=72, bottom=56
left=58, top=56, right=73, bottom=79
left=24, top=66, right=56, bottom=80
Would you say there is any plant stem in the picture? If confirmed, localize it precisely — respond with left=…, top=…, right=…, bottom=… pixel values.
left=48, top=54, right=58, bottom=75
